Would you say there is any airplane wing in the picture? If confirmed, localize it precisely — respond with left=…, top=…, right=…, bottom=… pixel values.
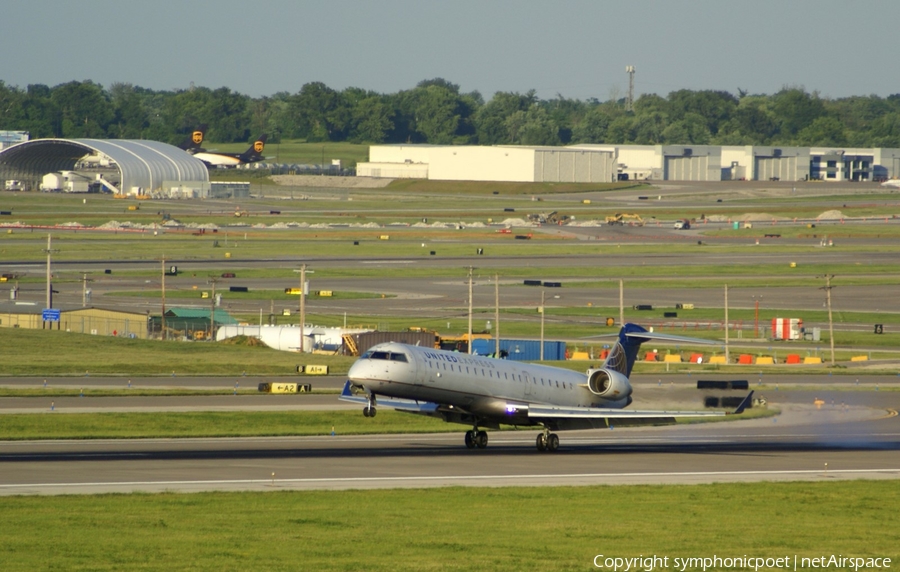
left=339, top=381, right=440, bottom=414
left=528, top=391, right=753, bottom=420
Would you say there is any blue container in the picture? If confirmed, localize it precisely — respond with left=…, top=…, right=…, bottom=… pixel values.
left=471, top=339, right=566, bottom=361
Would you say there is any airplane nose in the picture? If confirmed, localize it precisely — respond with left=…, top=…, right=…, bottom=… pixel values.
left=348, top=361, right=365, bottom=381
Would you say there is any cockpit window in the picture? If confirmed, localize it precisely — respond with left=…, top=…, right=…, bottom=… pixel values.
left=362, top=350, right=408, bottom=362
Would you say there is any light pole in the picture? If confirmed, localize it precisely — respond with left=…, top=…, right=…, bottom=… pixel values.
left=819, top=275, right=836, bottom=365
left=467, top=266, right=473, bottom=355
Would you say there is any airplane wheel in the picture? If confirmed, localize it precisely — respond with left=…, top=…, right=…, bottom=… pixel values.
left=369, top=407, right=376, bottom=418
left=536, top=434, right=547, bottom=452
left=476, top=431, right=488, bottom=449
left=363, top=407, right=370, bottom=417
left=547, top=433, right=560, bottom=452
left=464, top=430, right=476, bottom=449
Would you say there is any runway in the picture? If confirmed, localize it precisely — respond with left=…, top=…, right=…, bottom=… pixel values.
left=1, top=383, right=898, bottom=495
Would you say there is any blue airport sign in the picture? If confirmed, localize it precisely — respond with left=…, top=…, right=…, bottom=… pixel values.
left=42, top=308, right=60, bottom=322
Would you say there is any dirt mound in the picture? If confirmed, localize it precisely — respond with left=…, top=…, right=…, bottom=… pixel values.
left=271, top=175, right=392, bottom=188
left=218, top=335, right=266, bottom=347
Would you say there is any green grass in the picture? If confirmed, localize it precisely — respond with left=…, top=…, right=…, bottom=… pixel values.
left=0, top=406, right=775, bottom=440
left=0, top=482, right=896, bottom=571
left=0, top=328, right=356, bottom=376
left=0, top=410, right=457, bottom=440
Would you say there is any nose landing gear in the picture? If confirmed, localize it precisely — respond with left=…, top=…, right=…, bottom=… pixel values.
left=362, top=393, right=377, bottom=417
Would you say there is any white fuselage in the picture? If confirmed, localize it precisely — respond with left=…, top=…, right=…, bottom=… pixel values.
left=192, top=152, right=243, bottom=167
left=348, top=342, right=628, bottom=420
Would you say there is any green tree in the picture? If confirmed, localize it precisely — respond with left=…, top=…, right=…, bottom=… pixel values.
left=0, top=82, right=26, bottom=130
left=474, top=91, right=536, bottom=144
left=50, top=81, right=114, bottom=138
left=606, top=115, right=636, bottom=143
left=661, top=112, right=711, bottom=144
left=632, top=111, right=667, bottom=144
left=667, top=89, right=737, bottom=134
left=350, top=95, right=394, bottom=143
left=795, top=116, right=847, bottom=146
left=108, top=83, right=148, bottom=139
left=289, top=82, right=347, bottom=141
left=516, top=106, right=560, bottom=145
left=772, top=88, right=825, bottom=138
left=715, top=97, right=779, bottom=144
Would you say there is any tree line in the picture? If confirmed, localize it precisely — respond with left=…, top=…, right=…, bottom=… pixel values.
left=2, top=78, right=900, bottom=149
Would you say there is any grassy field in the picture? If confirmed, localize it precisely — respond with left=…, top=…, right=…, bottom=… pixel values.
left=0, top=406, right=776, bottom=441
left=0, top=328, right=355, bottom=376
left=0, top=482, right=896, bottom=571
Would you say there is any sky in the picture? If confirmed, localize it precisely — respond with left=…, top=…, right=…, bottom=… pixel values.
left=3, top=0, right=899, bottom=102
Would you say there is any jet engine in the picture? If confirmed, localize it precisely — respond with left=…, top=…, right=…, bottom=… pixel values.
left=586, top=368, right=633, bottom=399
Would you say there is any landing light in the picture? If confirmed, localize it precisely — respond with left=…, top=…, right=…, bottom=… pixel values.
left=505, top=405, right=518, bottom=414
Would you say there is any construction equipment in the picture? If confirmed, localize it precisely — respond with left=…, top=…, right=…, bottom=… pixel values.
left=605, top=213, right=644, bottom=226
left=527, top=211, right=570, bottom=225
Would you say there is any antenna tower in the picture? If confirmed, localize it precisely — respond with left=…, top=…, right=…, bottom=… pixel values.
left=625, top=66, right=636, bottom=111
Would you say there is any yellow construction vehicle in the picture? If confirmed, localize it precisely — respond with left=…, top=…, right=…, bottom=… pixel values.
left=605, top=213, right=644, bottom=226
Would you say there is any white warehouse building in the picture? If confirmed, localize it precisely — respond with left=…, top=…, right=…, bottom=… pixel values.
left=358, top=144, right=900, bottom=183
left=358, top=145, right=617, bottom=183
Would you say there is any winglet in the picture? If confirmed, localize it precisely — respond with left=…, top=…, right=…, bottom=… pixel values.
left=728, top=391, right=754, bottom=415
left=341, top=380, right=353, bottom=397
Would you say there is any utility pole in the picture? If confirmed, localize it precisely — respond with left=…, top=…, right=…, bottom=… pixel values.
left=625, top=66, right=636, bottom=112
left=467, top=266, right=473, bottom=355
left=45, top=234, right=52, bottom=311
left=724, top=284, right=729, bottom=364
left=160, top=257, right=166, bottom=341
left=820, top=275, right=836, bottom=365
left=619, top=279, right=624, bottom=326
left=299, top=264, right=307, bottom=353
left=540, top=289, right=545, bottom=361
left=494, top=274, right=500, bottom=358
left=209, top=276, right=218, bottom=340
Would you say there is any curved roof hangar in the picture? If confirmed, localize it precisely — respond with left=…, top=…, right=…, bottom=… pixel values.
left=0, top=138, right=209, bottom=193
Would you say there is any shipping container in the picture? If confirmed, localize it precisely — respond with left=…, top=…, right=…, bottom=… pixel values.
left=355, top=331, right=439, bottom=354
left=470, top=338, right=566, bottom=361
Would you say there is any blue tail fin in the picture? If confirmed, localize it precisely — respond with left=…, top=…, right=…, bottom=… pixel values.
left=602, top=323, right=651, bottom=378
left=601, top=323, right=718, bottom=378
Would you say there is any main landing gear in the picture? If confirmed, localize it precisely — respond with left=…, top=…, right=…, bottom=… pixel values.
left=535, top=428, right=560, bottom=452
left=464, top=429, right=488, bottom=449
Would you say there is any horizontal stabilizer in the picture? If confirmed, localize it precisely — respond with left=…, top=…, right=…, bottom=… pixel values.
left=623, top=331, right=719, bottom=345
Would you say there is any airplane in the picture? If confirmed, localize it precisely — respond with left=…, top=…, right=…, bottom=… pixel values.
left=880, top=179, right=900, bottom=188
left=176, top=124, right=208, bottom=153
left=340, top=323, right=753, bottom=452
left=191, top=134, right=268, bottom=168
